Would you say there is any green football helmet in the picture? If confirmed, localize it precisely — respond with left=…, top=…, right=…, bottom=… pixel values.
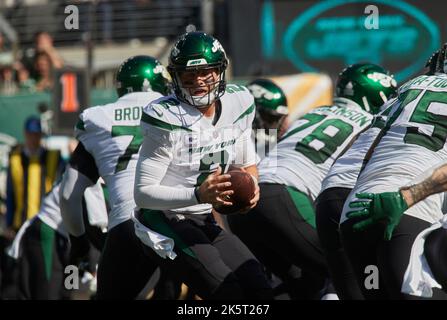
left=336, top=63, right=397, bottom=114
left=116, top=55, right=170, bottom=97
left=167, top=31, right=228, bottom=108
left=248, top=78, right=288, bottom=129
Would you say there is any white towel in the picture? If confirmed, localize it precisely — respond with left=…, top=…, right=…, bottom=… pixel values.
left=131, top=210, right=177, bottom=260
left=84, top=181, right=108, bottom=230
left=6, top=217, right=35, bottom=259
left=401, top=214, right=447, bottom=297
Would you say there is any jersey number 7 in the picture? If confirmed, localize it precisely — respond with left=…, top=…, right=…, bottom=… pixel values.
left=111, top=125, right=143, bottom=173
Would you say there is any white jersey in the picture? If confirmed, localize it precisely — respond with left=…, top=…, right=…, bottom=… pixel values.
left=259, top=99, right=372, bottom=201
left=76, top=91, right=163, bottom=229
left=140, top=84, right=256, bottom=215
left=37, top=181, right=107, bottom=237
left=341, top=74, right=447, bottom=224
left=321, top=98, right=397, bottom=191
left=253, top=129, right=279, bottom=162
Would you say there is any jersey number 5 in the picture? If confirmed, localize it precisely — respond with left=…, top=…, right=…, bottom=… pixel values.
left=111, top=125, right=143, bottom=173
left=403, top=89, right=447, bottom=152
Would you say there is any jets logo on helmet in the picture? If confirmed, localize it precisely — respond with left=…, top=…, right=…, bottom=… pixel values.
left=211, top=39, right=225, bottom=53
left=187, top=59, right=207, bottom=66
left=249, top=84, right=282, bottom=101
left=367, top=72, right=397, bottom=88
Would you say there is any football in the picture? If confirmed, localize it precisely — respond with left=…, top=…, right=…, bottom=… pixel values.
left=215, top=170, right=256, bottom=215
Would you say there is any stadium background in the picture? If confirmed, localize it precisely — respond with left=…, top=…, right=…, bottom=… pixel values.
left=0, top=0, right=444, bottom=278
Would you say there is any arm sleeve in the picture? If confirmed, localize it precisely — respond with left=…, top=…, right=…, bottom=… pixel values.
left=232, top=128, right=257, bottom=168
left=134, top=130, right=198, bottom=210
left=60, top=143, right=99, bottom=236
left=60, top=166, right=95, bottom=236
left=69, top=142, right=100, bottom=182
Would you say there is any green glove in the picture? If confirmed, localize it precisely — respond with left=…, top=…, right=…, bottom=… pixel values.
left=346, top=191, right=409, bottom=240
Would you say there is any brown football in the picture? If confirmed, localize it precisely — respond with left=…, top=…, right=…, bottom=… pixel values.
left=215, top=170, right=256, bottom=215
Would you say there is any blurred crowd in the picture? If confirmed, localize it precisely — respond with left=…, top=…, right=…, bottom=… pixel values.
left=0, top=31, right=64, bottom=95
left=0, top=0, right=201, bottom=96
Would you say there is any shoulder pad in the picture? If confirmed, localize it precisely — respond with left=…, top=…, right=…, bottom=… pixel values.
left=142, top=96, right=194, bottom=132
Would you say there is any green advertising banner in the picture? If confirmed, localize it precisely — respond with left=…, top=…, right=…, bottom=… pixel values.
left=230, top=0, right=444, bottom=83
left=0, top=89, right=117, bottom=143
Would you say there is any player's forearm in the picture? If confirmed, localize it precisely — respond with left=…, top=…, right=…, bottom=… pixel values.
left=400, top=162, right=447, bottom=207
left=134, top=184, right=198, bottom=210
left=134, top=138, right=198, bottom=210
left=59, top=167, right=91, bottom=236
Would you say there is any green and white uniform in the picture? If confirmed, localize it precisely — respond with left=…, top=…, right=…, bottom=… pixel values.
left=321, top=98, right=397, bottom=192
left=75, top=91, right=163, bottom=229
left=341, top=74, right=447, bottom=224
left=259, top=99, right=372, bottom=201
left=136, top=84, right=256, bottom=215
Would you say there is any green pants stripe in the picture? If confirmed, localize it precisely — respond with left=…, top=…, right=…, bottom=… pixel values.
left=141, top=209, right=196, bottom=259
left=40, top=221, right=56, bottom=280
left=285, top=186, right=316, bottom=228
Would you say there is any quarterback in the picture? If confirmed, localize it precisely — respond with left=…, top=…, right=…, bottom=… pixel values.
left=133, top=31, right=273, bottom=300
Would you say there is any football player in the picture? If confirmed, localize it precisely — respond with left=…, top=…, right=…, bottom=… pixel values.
left=228, top=63, right=396, bottom=299
left=248, top=78, right=289, bottom=159
left=59, top=55, right=170, bottom=299
left=315, top=49, right=441, bottom=300
left=340, top=44, right=447, bottom=299
left=315, top=49, right=443, bottom=300
left=315, top=65, right=398, bottom=299
left=8, top=181, right=107, bottom=299
left=133, top=31, right=273, bottom=300
left=344, top=161, right=447, bottom=297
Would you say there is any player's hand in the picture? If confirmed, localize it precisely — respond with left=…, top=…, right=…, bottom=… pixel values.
left=197, top=166, right=234, bottom=207
left=237, top=167, right=260, bottom=214
left=346, top=191, right=409, bottom=240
